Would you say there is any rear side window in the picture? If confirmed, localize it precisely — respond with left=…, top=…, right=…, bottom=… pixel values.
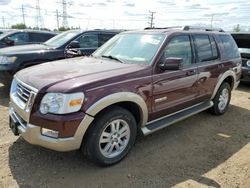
left=219, top=35, right=240, bottom=59
left=193, top=34, right=216, bottom=62
left=29, top=33, right=54, bottom=42
left=98, top=33, right=115, bottom=46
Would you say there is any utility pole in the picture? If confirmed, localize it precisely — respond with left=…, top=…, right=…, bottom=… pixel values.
left=56, top=9, right=59, bottom=30
left=148, top=11, right=156, bottom=28
left=2, top=16, right=5, bottom=28
left=21, top=5, right=26, bottom=25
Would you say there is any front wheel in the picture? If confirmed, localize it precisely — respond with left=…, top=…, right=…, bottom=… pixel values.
left=82, top=106, right=137, bottom=166
left=210, top=82, right=231, bottom=115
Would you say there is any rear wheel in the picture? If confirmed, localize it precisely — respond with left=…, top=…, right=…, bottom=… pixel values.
left=210, top=82, right=231, bottom=115
left=82, top=106, right=137, bottom=166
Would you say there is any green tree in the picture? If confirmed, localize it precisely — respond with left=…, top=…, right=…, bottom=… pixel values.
left=58, top=26, right=70, bottom=31
left=11, top=23, right=27, bottom=29
left=233, top=24, right=240, bottom=32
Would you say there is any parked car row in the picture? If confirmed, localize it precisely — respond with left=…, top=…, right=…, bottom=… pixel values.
left=8, top=26, right=242, bottom=166
left=0, top=29, right=122, bottom=84
left=0, top=30, right=56, bottom=48
left=231, top=32, right=250, bottom=82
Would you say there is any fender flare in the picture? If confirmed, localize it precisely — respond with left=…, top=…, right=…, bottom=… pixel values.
left=211, top=70, right=236, bottom=99
left=73, top=92, right=148, bottom=149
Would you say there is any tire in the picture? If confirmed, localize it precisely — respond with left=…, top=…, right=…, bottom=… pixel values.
left=210, top=82, right=231, bottom=115
left=82, top=106, right=137, bottom=166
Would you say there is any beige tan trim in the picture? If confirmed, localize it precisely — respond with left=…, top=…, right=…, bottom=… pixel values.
left=86, top=92, right=148, bottom=125
left=74, top=92, right=148, bottom=148
left=211, top=70, right=236, bottom=99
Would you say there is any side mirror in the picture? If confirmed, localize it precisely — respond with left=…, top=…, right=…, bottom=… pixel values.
left=159, top=57, right=183, bottom=70
left=68, top=41, right=80, bottom=49
left=3, top=37, right=14, bottom=46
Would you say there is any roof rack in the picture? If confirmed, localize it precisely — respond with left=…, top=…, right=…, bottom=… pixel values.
left=144, top=25, right=224, bottom=32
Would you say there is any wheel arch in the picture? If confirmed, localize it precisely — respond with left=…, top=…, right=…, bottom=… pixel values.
left=73, top=92, right=148, bottom=149
left=211, top=70, right=236, bottom=100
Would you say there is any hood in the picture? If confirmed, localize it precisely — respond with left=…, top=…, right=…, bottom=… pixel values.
left=16, top=57, right=146, bottom=92
left=0, top=44, right=53, bottom=55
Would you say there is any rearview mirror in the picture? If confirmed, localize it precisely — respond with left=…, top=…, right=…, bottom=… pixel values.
left=159, top=57, right=183, bottom=70
left=68, top=41, right=80, bottom=49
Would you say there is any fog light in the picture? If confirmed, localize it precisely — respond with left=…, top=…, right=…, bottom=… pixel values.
left=41, top=128, right=59, bottom=138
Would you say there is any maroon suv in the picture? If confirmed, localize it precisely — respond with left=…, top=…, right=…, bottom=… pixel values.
left=9, top=26, right=241, bottom=166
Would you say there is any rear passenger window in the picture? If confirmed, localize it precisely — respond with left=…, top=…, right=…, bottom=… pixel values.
left=163, top=35, right=193, bottom=66
left=193, top=35, right=215, bottom=62
left=219, top=35, right=240, bottom=59
left=210, top=36, right=218, bottom=59
left=98, top=34, right=115, bottom=46
left=29, top=33, right=54, bottom=42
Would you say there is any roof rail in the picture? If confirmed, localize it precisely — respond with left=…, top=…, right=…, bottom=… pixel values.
left=144, top=26, right=224, bottom=32
left=182, top=25, right=224, bottom=32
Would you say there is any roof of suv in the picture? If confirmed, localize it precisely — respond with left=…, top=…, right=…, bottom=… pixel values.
left=123, top=26, right=227, bottom=35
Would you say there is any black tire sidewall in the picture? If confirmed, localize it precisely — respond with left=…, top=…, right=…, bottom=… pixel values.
left=84, top=107, right=137, bottom=166
left=213, top=82, right=231, bottom=115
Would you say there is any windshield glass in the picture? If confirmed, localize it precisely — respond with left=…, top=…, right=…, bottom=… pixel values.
left=93, top=33, right=165, bottom=65
left=239, top=48, right=250, bottom=54
left=44, top=30, right=81, bottom=47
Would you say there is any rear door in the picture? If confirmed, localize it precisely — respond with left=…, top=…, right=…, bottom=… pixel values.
left=151, top=34, right=199, bottom=119
left=192, top=34, right=222, bottom=102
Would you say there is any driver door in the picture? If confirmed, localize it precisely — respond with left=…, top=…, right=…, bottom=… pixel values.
left=151, top=35, right=199, bottom=120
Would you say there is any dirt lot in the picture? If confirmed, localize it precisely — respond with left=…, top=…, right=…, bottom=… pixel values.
left=0, top=82, right=250, bottom=188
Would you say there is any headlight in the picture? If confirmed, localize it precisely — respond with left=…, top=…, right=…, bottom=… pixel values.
left=39, top=92, right=84, bottom=115
left=0, top=55, right=17, bottom=64
left=247, top=60, right=250, bottom=67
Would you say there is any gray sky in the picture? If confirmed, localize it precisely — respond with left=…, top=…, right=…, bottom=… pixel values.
left=0, top=0, right=249, bottom=31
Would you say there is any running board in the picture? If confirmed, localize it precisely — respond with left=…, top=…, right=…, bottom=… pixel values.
left=141, top=101, right=214, bottom=136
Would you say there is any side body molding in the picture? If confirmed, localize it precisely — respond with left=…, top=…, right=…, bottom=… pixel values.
left=73, top=92, right=149, bottom=149
left=211, top=70, right=236, bottom=100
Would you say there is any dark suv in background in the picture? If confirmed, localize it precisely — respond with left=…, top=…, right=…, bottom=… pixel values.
left=0, top=30, right=56, bottom=48
left=0, top=29, right=122, bottom=83
left=232, top=32, right=250, bottom=82
left=9, top=26, right=241, bottom=166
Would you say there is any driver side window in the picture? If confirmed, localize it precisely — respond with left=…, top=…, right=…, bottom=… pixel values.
left=163, top=35, right=193, bottom=66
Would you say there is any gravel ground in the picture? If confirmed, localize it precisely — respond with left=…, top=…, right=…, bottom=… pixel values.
left=0, top=82, right=250, bottom=188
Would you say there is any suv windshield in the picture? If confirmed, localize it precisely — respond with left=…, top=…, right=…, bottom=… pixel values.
left=44, top=30, right=81, bottom=48
left=93, top=33, right=165, bottom=65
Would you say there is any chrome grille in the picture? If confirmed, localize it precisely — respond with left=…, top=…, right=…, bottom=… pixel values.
left=16, top=82, right=32, bottom=104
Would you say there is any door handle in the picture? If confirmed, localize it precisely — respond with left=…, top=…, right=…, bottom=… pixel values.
left=186, top=70, right=196, bottom=76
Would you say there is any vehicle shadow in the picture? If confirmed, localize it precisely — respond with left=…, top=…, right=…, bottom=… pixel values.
left=8, top=105, right=250, bottom=187
left=237, top=81, right=250, bottom=92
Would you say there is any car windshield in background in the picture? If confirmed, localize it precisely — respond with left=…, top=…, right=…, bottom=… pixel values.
left=239, top=48, right=250, bottom=54
left=44, top=30, right=81, bottom=48
left=93, top=33, right=165, bottom=65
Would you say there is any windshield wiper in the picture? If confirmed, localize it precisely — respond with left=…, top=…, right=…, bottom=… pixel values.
left=101, top=55, right=125, bottom=63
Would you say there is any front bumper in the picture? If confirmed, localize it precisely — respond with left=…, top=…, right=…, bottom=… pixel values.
left=0, top=63, right=17, bottom=72
left=9, top=104, right=94, bottom=152
left=241, top=67, right=250, bottom=82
